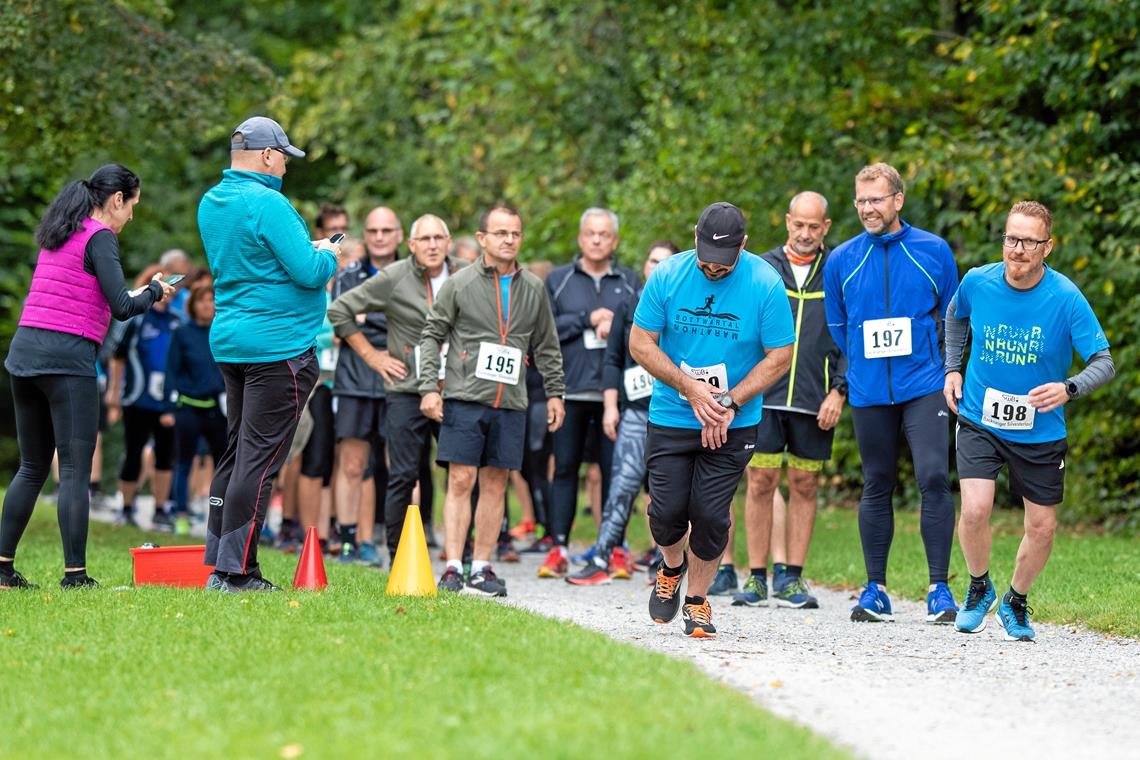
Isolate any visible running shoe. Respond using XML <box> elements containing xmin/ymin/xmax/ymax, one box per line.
<box><xmin>926</xmin><ymin>581</ymin><xmax>959</xmax><ymax>624</ymax></box>
<box><xmin>521</xmin><ymin>534</ymin><xmax>555</xmax><ymax>554</ymax></box>
<box><xmin>60</xmin><ymin>574</ymin><xmax>99</xmax><ymax>589</ymax></box>
<box><xmin>565</xmin><ymin>559</ymin><xmax>610</xmax><ymax>586</ymax></box>
<box><xmin>731</xmin><ymin>574</ymin><xmax>768</xmax><ymax>607</ymax></box>
<box><xmin>682</xmin><ymin>598</ymin><xmax>716</xmax><ymax>638</ymax></box>
<box><xmin>649</xmin><ymin>558</ymin><xmax>686</xmax><ymax>624</ymax></box>
<box><xmin>496</xmin><ymin>541</ymin><xmax>520</xmax><ymax>563</ymax></box>
<box><xmin>356</xmin><ymin>541</ymin><xmax>382</xmax><ymax>568</ymax></box>
<box><xmin>0</xmin><ymin>568</ymin><xmax>36</xmax><ymax>590</ymax></box>
<box><xmin>337</xmin><ymin>543</ymin><xmax>357</xmax><ymax>564</ymax></box>
<box><xmin>151</xmin><ymin>509</ymin><xmax>174</xmax><ymax>532</ymax></box>
<box><xmin>508</xmin><ymin>519</ymin><xmax>536</xmax><ymax>539</ymax></box>
<box><xmin>955</xmin><ymin>578</ymin><xmax>997</xmax><ymax>633</ymax></box>
<box><xmin>173</xmin><ymin>515</ymin><xmax>192</xmax><ymax>537</ymax></box>
<box><xmin>850</xmin><ymin>582</ymin><xmax>893</xmax><ymax>622</ymax></box>
<box><xmin>996</xmin><ymin>593</ymin><xmax>1035</xmax><ymax>642</ymax></box>
<box><xmin>223</xmin><ymin>573</ymin><xmax>280</xmax><ymax>592</ymax></box>
<box><xmin>774</xmin><ymin>576</ymin><xmax>820</xmax><ymax>609</ymax></box>
<box><xmin>707</xmin><ymin>565</ymin><xmax>738</xmax><ymax>596</ymax></box>
<box><xmin>114</xmin><ymin>510</ymin><xmax>140</xmax><ymax>529</ymax></box>
<box><xmin>571</xmin><ymin>545</ymin><xmax>598</xmax><ymax>567</ymax></box>
<box><xmin>464</xmin><ymin>565</ymin><xmax>507</xmax><ymax>597</ymax></box>
<box><xmin>537</xmin><ymin>547</ymin><xmax>568</xmax><ymax>578</ymax></box>
<box><xmin>438</xmin><ymin>566</ymin><xmax>464</xmax><ymax>593</ymax></box>
<box><xmin>633</xmin><ymin>548</ymin><xmax>660</xmax><ymax>572</ymax></box>
<box><xmin>609</xmin><ymin>546</ymin><xmax>633</xmax><ymax>580</ymax></box>
<box><xmin>204</xmin><ymin>571</ymin><xmax>228</xmax><ymax>591</ymax></box>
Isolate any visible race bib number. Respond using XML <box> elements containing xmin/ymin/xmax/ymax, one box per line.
<box><xmin>862</xmin><ymin>317</ymin><xmax>912</xmax><ymax>359</ymax></box>
<box><xmin>623</xmin><ymin>366</ymin><xmax>654</xmax><ymax>401</ymax></box>
<box><xmin>147</xmin><ymin>371</ymin><xmax>165</xmax><ymax>401</ymax></box>
<box><xmin>474</xmin><ymin>342</ymin><xmax>522</xmax><ymax>385</ymax></box>
<box><xmin>415</xmin><ymin>342</ymin><xmax>449</xmax><ymax>381</ymax></box>
<box><xmin>981</xmin><ymin>387</ymin><xmax>1036</xmax><ymax>431</ymax></box>
<box><xmin>678</xmin><ymin>361</ymin><xmax>728</xmax><ymax>400</ymax></box>
<box><xmin>583</xmin><ymin>328</ymin><xmax>607</xmax><ymax>350</ymax></box>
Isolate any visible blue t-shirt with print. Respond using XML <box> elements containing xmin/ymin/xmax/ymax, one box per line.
<box><xmin>634</xmin><ymin>250</ymin><xmax>795</xmax><ymax>430</ymax></box>
<box><xmin>956</xmin><ymin>262</ymin><xmax>1109</xmax><ymax>443</ymax></box>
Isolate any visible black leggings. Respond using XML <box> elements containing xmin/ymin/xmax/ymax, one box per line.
<box><xmin>172</xmin><ymin>405</ymin><xmax>227</xmax><ymax>513</ymax></box>
<box><xmin>119</xmin><ymin>406</ymin><xmax>174</xmax><ymax>483</ymax></box>
<box><xmin>850</xmin><ymin>390</ymin><xmax>954</xmax><ymax>586</ymax></box>
<box><xmin>1</xmin><ymin>374</ymin><xmax>99</xmax><ymax>568</ymax></box>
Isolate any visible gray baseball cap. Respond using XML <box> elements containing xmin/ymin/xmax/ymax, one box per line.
<box><xmin>229</xmin><ymin>116</ymin><xmax>305</xmax><ymax>158</ymax></box>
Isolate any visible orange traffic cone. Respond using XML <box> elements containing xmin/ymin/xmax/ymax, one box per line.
<box><xmin>386</xmin><ymin>505</ymin><xmax>437</xmax><ymax>596</ymax></box>
<box><xmin>293</xmin><ymin>526</ymin><xmax>328</xmax><ymax>590</ymax></box>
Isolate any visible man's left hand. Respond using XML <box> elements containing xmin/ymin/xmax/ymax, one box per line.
<box><xmin>546</xmin><ymin>398</ymin><xmax>565</xmax><ymax>432</ymax></box>
<box><xmin>701</xmin><ymin>409</ymin><xmax>734</xmax><ymax>450</ymax></box>
<box><xmin>1028</xmin><ymin>381</ymin><xmax>1069</xmax><ymax>413</ymax></box>
<box><xmin>817</xmin><ymin>389</ymin><xmax>844</xmax><ymax>431</ymax></box>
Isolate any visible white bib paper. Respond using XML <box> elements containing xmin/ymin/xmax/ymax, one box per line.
<box><xmin>474</xmin><ymin>342</ymin><xmax>522</xmax><ymax>385</ymax></box>
<box><xmin>318</xmin><ymin>347</ymin><xmax>339</xmax><ymax>374</ymax></box>
<box><xmin>623</xmin><ymin>366</ymin><xmax>655</xmax><ymax>401</ymax></box>
<box><xmin>583</xmin><ymin>328</ymin><xmax>607</xmax><ymax>350</ymax></box>
<box><xmin>981</xmin><ymin>387</ymin><xmax>1036</xmax><ymax>431</ymax></box>
<box><xmin>147</xmin><ymin>371</ymin><xmax>165</xmax><ymax>401</ymax></box>
<box><xmin>678</xmin><ymin>361</ymin><xmax>728</xmax><ymax>400</ymax></box>
<box><xmin>862</xmin><ymin>317</ymin><xmax>912</xmax><ymax>359</ymax></box>
<box><xmin>415</xmin><ymin>342</ymin><xmax>449</xmax><ymax>381</ymax></box>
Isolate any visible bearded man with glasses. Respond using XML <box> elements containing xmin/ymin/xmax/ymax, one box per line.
<box><xmin>823</xmin><ymin>162</ymin><xmax>962</xmax><ymax>624</ymax></box>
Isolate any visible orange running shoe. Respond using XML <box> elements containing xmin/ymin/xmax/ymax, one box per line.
<box><xmin>609</xmin><ymin>546</ymin><xmax>633</xmax><ymax>580</ymax></box>
<box><xmin>682</xmin><ymin>598</ymin><xmax>716</xmax><ymax>638</ymax></box>
<box><xmin>537</xmin><ymin>546</ymin><xmax>568</xmax><ymax>578</ymax></box>
<box><xmin>508</xmin><ymin>519</ymin><xmax>536</xmax><ymax>539</ymax></box>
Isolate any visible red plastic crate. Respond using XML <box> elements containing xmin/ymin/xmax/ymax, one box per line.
<box><xmin>130</xmin><ymin>544</ymin><xmax>215</xmax><ymax>588</ymax></box>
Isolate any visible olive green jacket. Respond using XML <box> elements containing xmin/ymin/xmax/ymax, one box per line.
<box><xmin>327</xmin><ymin>256</ymin><xmax>467</xmax><ymax>395</ymax></box>
<box><xmin>419</xmin><ymin>257</ymin><xmax>564</xmax><ymax>410</ymax></box>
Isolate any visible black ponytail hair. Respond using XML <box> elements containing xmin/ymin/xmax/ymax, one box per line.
<box><xmin>35</xmin><ymin>163</ymin><xmax>140</xmax><ymax>251</ymax></box>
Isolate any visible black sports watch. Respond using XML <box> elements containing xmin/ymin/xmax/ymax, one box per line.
<box><xmin>1065</xmin><ymin>380</ymin><xmax>1079</xmax><ymax>400</ymax></box>
<box><xmin>714</xmin><ymin>391</ymin><xmax>741</xmax><ymax>413</ymax></box>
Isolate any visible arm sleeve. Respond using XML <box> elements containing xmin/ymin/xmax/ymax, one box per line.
<box><xmin>532</xmin><ymin>289</ymin><xmax>566</xmax><ymax>400</ymax></box>
<box><xmin>547</xmin><ymin>272</ymin><xmax>589</xmax><ymax>342</ymax></box>
<box><xmin>328</xmin><ymin>268</ymin><xmax>394</xmax><ymax>339</ymax></box>
<box><xmin>943</xmin><ymin>294</ymin><xmax>970</xmax><ymax>374</ymax></box>
<box><xmin>418</xmin><ymin>278</ymin><xmax>457</xmax><ymax>395</ymax></box>
<box><xmin>1068</xmin><ymin>349</ymin><xmax>1114</xmax><ymax>397</ymax></box>
<box><xmin>823</xmin><ymin>256</ymin><xmax>848</xmax><ymax>353</ymax></box>
<box><xmin>88</xmin><ymin>231</ymin><xmax>159</xmax><ymax>320</ymax></box>
<box><xmin>602</xmin><ymin>299</ymin><xmax>630</xmax><ymax>392</ymax></box>
<box><xmin>260</xmin><ymin>201</ymin><xmax>337</xmax><ymax>289</ymax></box>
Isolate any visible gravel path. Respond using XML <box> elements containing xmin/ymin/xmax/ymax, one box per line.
<box><xmin>485</xmin><ymin>551</ymin><xmax>1140</xmax><ymax>760</ymax></box>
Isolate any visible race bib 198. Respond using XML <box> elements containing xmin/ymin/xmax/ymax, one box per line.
<box><xmin>623</xmin><ymin>365</ymin><xmax>654</xmax><ymax>401</ymax></box>
<box><xmin>981</xmin><ymin>387</ymin><xmax>1035</xmax><ymax>431</ymax></box>
<box><xmin>474</xmin><ymin>342</ymin><xmax>522</xmax><ymax>385</ymax></box>
<box><xmin>862</xmin><ymin>317</ymin><xmax>912</xmax><ymax>359</ymax></box>
<box><xmin>678</xmin><ymin>361</ymin><xmax>728</xmax><ymax>400</ymax></box>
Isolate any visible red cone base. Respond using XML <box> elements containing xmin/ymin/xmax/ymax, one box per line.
<box><xmin>293</xmin><ymin>526</ymin><xmax>328</xmax><ymax>590</ymax></box>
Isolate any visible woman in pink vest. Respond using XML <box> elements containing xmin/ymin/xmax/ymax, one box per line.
<box><xmin>0</xmin><ymin>164</ymin><xmax>175</xmax><ymax>589</ymax></box>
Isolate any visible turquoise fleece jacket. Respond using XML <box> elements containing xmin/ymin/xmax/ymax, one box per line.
<box><xmin>198</xmin><ymin>170</ymin><xmax>337</xmax><ymax>362</ymax></box>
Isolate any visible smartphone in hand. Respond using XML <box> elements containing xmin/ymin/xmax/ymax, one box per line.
<box><xmin>329</xmin><ymin>233</ymin><xmax>346</xmax><ymax>245</ymax></box>
<box><xmin>162</xmin><ymin>274</ymin><xmax>186</xmax><ymax>286</ymax></box>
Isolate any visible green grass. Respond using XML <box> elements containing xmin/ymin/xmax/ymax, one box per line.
<box><xmin>0</xmin><ymin>508</ymin><xmax>850</xmax><ymax>760</ymax></box>
<box><xmin>569</xmin><ymin>492</ymin><xmax>1140</xmax><ymax>638</ymax></box>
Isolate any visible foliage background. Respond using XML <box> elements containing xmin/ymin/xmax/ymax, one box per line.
<box><xmin>1</xmin><ymin>0</ymin><xmax>1136</xmax><ymax>527</ymax></box>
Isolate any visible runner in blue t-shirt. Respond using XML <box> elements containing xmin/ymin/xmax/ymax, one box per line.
<box><xmin>631</xmin><ymin>202</ymin><xmax>794</xmax><ymax>638</ymax></box>
<box><xmin>944</xmin><ymin>200</ymin><xmax>1115</xmax><ymax>641</ymax></box>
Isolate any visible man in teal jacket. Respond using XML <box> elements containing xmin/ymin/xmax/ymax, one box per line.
<box><xmin>198</xmin><ymin>116</ymin><xmax>340</xmax><ymax>592</ymax></box>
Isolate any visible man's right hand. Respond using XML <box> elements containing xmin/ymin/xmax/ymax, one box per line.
<box><xmin>602</xmin><ymin>404</ymin><xmax>620</xmax><ymax>441</ymax></box>
<box><xmin>943</xmin><ymin>371</ymin><xmax>963</xmax><ymax>415</ymax></box>
<box><xmin>684</xmin><ymin>377</ymin><xmax>730</xmax><ymax>427</ymax></box>
<box><xmin>315</xmin><ymin>238</ymin><xmax>344</xmax><ymax>262</ymax></box>
<box><xmin>420</xmin><ymin>391</ymin><xmax>444</xmax><ymax>422</ymax></box>
<box><xmin>589</xmin><ymin>307</ymin><xmax>614</xmax><ymax>327</ymax></box>
<box><xmin>363</xmin><ymin>349</ymin><xmax>407</xmax><ymax>385</ymax></box>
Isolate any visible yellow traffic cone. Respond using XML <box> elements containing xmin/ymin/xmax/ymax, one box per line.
<box><xmin>386</xmin><ymin>505</ymin><xmax>437</xmax><ymax>597</ymax></box>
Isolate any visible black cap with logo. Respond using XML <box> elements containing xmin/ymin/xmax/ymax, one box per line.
<box><xmin>695</xmin><ymin>202</ymin><xmax>746</xmax><ymax>265</ymax></box>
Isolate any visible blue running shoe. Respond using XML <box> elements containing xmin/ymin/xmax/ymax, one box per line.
<box><xmin>850</xmin><ymin>582</ymin><xmax>893</xmax><ymax>622</ymax></box>
<box><xmin>955</xmin><ymin>578</ymin><xmax>998</xmax><ymax>633</ymax></box>
<box><xmin>926</xmin><ymin>582</ymin><xmax>959</xmax><ymax>624</ymax></box>
<box><xmin>571</xmin><ymin>545</ymin><xmax>598</xmax><ymax>567</ymax></box>
<box><xmin>356</xmin><ymin>541</ymin><xmax>382</xmax><ymax>568</ymax></box>
<box><xmin>774</xmin><ymin>576</ymin><xmax>820</xmax><ymax>609</ymax></box>
<box><xmin>731</xmin><ymin>574</ymin><xmax>768</xmax><ymax>607</ymax></box>
<box><xmin>997</xmin><ymin>594</ymin><xmax>1035</xmax><ymax>642</ymax></box>
<box><xmin>707</xmin><ymin>565</ymin><xmax>739</xmax><ymax>596</ymax></box>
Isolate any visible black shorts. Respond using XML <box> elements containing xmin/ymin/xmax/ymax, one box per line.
<box><xmin>300</xmin><ymin>385</ymin><xmax>335</xmax><ymax>485</ymax></box>
<box><xmin>753</xmin><ymin>408</ymin><xmax>834</xmax><ymax>465</ymax></box>
<box><xmin>645</xmin><ymin>422</ymin><xmax>757</xmax><ymax>561</ymax></box>
<box><xmin>955</xmin><ymin>417</ymin><xmax>1068</xmax><ymax>506</ymax></box>
<box><xmin>334</xmin><ymin>395</ymin><xmax>386</xmax><ymax>442</ymax></box>
<box><xmin>436</xmin><ymin>399</ymin><xmax>526</xmax><ymax>471</ymax></box>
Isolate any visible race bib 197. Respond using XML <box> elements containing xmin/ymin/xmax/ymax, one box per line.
<box><xmin>981</xmin><ymin>387</ymin><xmax>1035</xmax><ymax>431</ymax></box>
<box><xmin>862</xmin><ymin>317</ymin><xmax>912</xmax><ymax>359</ymax></box>
<box><xmin>678</xmin><ymin>361</ymin><xmax>728</xmax><ymax>400</ymax></box>
<box><xmin>623</xmin><ymin>365</ymin><xmax>654</xmax><ymax>401</ymax></box>
<box><xmin>474</xmin><ymin>342</ymin><xmax>522</xmax><ymax>385</ymax></box>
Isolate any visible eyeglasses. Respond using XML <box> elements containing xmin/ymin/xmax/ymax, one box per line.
<box><xmin>485</xmin><ymin>230</ymin><xmax>522</xmax><ymax>241</ymax></box>
<box><xmin>852</xmin><ymin>193</ymin><xmax>899</xmax><ymax>209</ymax></box>
<box><xmin>270</xmin><ymin>148</ymin><xmax>290</xmax><ymax>164</ymax></box>
<box><xmin>412</xmin><ymin>235</ymin><xmax>448</xmax><ymax>245</ymax></box>
<box><xmin>1001</xmin><ymin>235</ymin><xmax>1050</xmax><ymax>252</ymax></box>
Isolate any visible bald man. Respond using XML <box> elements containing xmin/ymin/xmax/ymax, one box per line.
<box><xmin>724</xmin><ymin>191</ymin><xmax>846</xmax><ymax>610</ymax></box>
<box><xmin>328</xmin><ymin>214</ymin><xmax>467</xmax><ymax>562</ymax></box>
<box><xmin>329</xmin><ymin>206</ymin><xmax>404</xmax><ymax>566</ymax></box>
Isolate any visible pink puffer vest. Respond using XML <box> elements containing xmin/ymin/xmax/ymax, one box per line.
<box><xmin>19</xmin><ymin>218</ymin><xmax>114</xmax><ymax>344</ymax></box>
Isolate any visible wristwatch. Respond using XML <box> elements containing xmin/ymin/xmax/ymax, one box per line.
<box><xmin>714</xmin><ymin>391</ymin><xmax>741</xmax><ymax>413</ymax></box>
<box><xmin>1065</xmin><ymin>380</ymin><xmax>1079</xmax><ymax>400</ymax></box>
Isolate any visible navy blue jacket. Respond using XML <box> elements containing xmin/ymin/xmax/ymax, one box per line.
<box><xmin>824</xmin><ymin>222</ymin><xmax>958</xmax><ymax>407</ymax></box>
<box><xmin>331</xmin><ymin>257</ymin><xmax>390</xmax><ymax>399</ymax></box>
<box><xmin>546</xmin><ymin>257</ymin><xmax>639</xmax><ymax>396</ymax></box>
<box><xmin>163</xmin><ymin>321</ymin><xmax>225</xmax><ymax>412</ymax></box>
<box><xmin>601</xmin><ymin>293</ymin><xmax>650</xmax><ymax>411</ymax></box>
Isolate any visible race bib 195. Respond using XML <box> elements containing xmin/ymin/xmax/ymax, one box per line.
<box><xmin>474</xmin><ymin>342</ymin><xmax>522</xmax><ymax>385</ymax></box>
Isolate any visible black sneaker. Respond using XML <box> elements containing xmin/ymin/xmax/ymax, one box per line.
<box><xmin>682</xmin><ymin>598</ymin><xmax>717</xmax><ymax>638</ymax></box>
<box><xmin>60</xmin><ymin>573</ymin><xmax>99</xmax><ymax>589</ymax></box>
<box><xmin>204</xmin><ymin>571</ymin><xmax>228</xmax><ymax>591</ymax></box>
<box><xmin>223</xmin><ymin>573</ymin><xmax>280</xmax><ymax>592</ymax></box>
<box><xmin>151</xmin><ymin>509</ymin><xmax>174</xmax><ymax>532</ymax></box>
<box><xmin>0</xmin><ymin>568</ymin><xmax>37</xmax><ymax>589</ymax></box>
<box><xmin>649</xmin><ymin>556</ymin><xmax>687</xmax><ymax>624</ymax></box>
<box><xmin>438</xmin><ymin>566</ymin><xmax>464</xmax><ymax>592</ymax></box>
<box><xmin>463</xmin><ymin>565</ymin><xmax>507</xmax><ymax>597</ymax></box>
